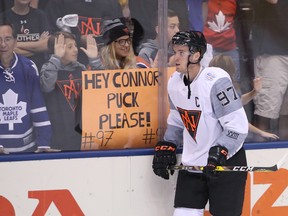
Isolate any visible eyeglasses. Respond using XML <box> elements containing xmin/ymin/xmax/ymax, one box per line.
<box><xmin>114</xmin><ymin>38</ymin><xmax>132</xmax><ymax>46</ymax></box>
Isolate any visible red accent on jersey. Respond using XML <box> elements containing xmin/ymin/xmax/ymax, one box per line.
<box><xmin>177</xmin><ymin>107</ymin><xmax>202</xmax><ymax>142</ymax></box>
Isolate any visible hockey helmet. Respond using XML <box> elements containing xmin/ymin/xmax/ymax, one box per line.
<box><xmin>172</xmin><ymin>31</ymin><xmax>207</xmax><ymax>59</ymax></box>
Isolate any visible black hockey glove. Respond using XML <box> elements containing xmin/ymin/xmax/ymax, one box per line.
<box><xmin>203</xmin><ymin>145</ymin><xmax>228</xmax><ymax>178</ymax></box>
<box><xmin>152</xmin><ymin>141</ymin><xmax>177</xmax><ymax>180</ymax></box>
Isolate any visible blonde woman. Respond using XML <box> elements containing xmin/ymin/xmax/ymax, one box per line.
<box><xmin>94</xmin><ymin>18</ymin><xmax>137</xmax><ymax>70</ymax></box>
<box><xmin>209</xmin><ymin>54</ymin><xmax>279</xmax><ymax>141</ymax></box>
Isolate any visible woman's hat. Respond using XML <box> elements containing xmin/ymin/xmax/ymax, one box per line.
<box><xmin>102</xmin><ymin>18</ymin><xmax>130</xmax><ymax>45</ymax></box>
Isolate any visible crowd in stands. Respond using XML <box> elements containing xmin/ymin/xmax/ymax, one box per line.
<box><xmin>0</xmin><ymin>0</ymin><xmax>287</xmax><ymax>153</ymax></box>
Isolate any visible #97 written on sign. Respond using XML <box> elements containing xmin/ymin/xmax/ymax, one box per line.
<box><xmin>81</xmin><ymin>68</ymin><xmax>162</xmax><ymax>149</ymax></box>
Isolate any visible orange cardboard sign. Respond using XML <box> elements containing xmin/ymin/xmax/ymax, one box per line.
<box><xmin>81</xmin><ymin>68</ymin><xmax>175</xmax><ymax>150</ymax></box>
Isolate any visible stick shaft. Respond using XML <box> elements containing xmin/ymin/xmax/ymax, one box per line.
<box><xmin>170</xmin><ymin>165</ymin><xmax>278</xmax><ymax>172</ymax></box>
<box><xmin>170</xmin><ymin>151</ymin><xmax>288</xmax><ymax>172</ymax></box>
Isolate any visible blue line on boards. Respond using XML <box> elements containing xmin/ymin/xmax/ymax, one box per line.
<box><xmin>0</xmin><ymin>141</ymin><xmax>288</xmax><ymax>162</ymax></box>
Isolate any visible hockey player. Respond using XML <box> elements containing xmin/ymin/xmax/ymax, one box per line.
<box><xmin>0</xmin><ymin>21</ymin><xmax>53</xmax><ymax>154</ymax></box>
<box><xmin>152</xmin><ymin>31</ymin><xmax>249</xmax><ymax>216</ymax></box>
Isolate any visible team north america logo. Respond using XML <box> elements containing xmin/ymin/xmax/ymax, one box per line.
<box><xmin>177</xmin><ymin>107</ymin><xmax>201</xmax><ymax>142</ymax></box>
<box><xmin>78</xmin><ymin>16</ymin><xmax>101</xmax><ymax>35</ymax></box>
<box><xmin>57</xmin><ymin>73</ymin><xmax>81</xmax><ymax>111</ymax></box>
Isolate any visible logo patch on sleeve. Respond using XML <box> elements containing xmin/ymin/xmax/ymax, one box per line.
<box><xmin>177</xmin><ymin>107</ymin><xmax>201</xmax><ymax>142</ymax></box>
<box><xmin>206</xmin><ymin>72</ymin><xmax>216</xmax><ymax>81</ymax></box>
<box><xmin>227</xmin><ymin>130</ymin><xmax>239</xmax><ymax>140</ymax></box>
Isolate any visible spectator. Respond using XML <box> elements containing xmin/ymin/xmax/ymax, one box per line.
<box><xmin>0</xmin><ymin>21</ymin><xmax>53</xmax><ymax>154</ymax></box>
<box><xmin>128</xmin><ymin>0</ymin><xmax>189</xmax><ymax>42</ymax></box>
<box><xmin>152</xmin><ymin>31</ymin><xmax>248</xmax><ymax>216</ymax></box>
<box><xmin>119</xmin><ymin>16</ymin><xmax>144</xmax><ymax>56</ymax></box>
<box><xmin>203</xmin><ymin>0</ymin><xmax>242</xmax><ymax>92</ymax></box>
<box><xmin>0</xmin><ymin>0</ymin><xmax>13</xmax><ymax>13</ymax></box>
<box><xmin>44</xmin><ymin>0</ymin><xmax>123</xmax><ymax>65</ymax></box>
<box><xmin>136</xmin><ymin>7</ymin><xmax>212</xmax><ymax>68</ymax></box>
<box><xmin>251</xmin><ymin>0</ymin><xmax>288</xmax><ymax>141</ymax></box>
<box><xmin>137</xmin><ymin>9</ymin><xmax>180</xmax><ymax>67</ymax></box>
<box><xmin>93</xmin><ymin>18</ymin><xmax>137</xmax><ymax>70</ymax></box>
<box><xmin>118</xmin><ymin>0</ymin><xmax>130</xmax><ymax>18</ymax></box>
<box><xmin>72</xmin><ymin>18</ymin><xmax>147</xmax><ymax>140</ymax></box>
<box><xmin>168</xmin><ymin>0</ymin><xmax>190</xmax><ymax>33</ymax></box>
<box><xmin>186</xmin><ymin>0</ymin><xmax>208</xmax><ymax>31</ymax></box>
<box><xmin>40</xmin><ymin>32</ymin><xmax>98</xmax><ymax>151</ymax></box>
<box><xmin>29</xmin><ymin>0</ymin><xmax>50</xmax><ymax>10</ymax></box>
<box><xmin>209</xmin><ymin>54</ymin><xmax>279</xmax><ymax>141</ymax></box>
<box><xmin>0</xmin><ymin>0</ymin><xmax>51</xmax><ymax>70</ymax></box>
<box><xmin>45</xmin><ymin>0</ymin><xmax>123</xmax><ymax>35</ymax></box>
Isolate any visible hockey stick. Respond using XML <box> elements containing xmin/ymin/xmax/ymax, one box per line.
<box><xmin>169</xmin><ymin>152</ymin><xmax>288</xmax><ymax>172</ymax></box>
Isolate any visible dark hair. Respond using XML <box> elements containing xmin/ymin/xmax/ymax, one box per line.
<box><xmin>0</xmin><ymin>20</ymin><xmax>17</xmax><ymax>39</ymax></box>
<box><xmin>172</xmin><ymin>30</ymin><xmax>207</xmax><ymax>60</ymax></box>
<box><xmin>168</xmin><ymin>9</ymin><xmax>178</xmax><ymax>19</ymax></box>
<box><xmin>47</xmin><ymin>31</ymin><xmax>76</xmax><ymax>54</ymax></box>
<box><xmin>152</xmin><ymin>9</ymin><xmax>178</xmax><ymax>29</ymax></box>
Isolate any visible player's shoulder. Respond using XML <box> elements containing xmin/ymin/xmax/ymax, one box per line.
<box><xmin>201</xmin><ymin>66</ymin><xmax>230</xmax><ymax>82</ymax></box>
<box><xmin>168</xmin><ymin>70</ymin><xmax>182</xmax><ymax>85</ymax></box>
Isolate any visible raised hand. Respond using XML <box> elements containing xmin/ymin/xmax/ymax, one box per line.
<box><xmin>54</xmin><ymin>33</ymin><xmax>66</xmax><ymax>58</ymax></box>
<box><xmin>80</xmin><ymin>34</ymin><xmax>98</xmax><ymax>59</ymax></box>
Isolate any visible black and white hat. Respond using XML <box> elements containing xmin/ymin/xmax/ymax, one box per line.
<box><xmin>102</xmin><ymin>18</ymin><xmax>130</xmax><ymax>45</ymax></box>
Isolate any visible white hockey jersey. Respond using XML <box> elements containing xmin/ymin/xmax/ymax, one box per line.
<box><xmin>164</xmin><ymin>66</ymin><xmax>248</xmax><ymax>166</ymax></box>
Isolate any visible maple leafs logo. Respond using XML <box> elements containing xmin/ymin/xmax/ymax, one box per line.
<box><xmin>0</xmin><ymin>89</ymin><xmax>27</xmax><ymax>131</ymax></box>
<box><xmin>207</xmin><ymin>10</ymin><xmax>231</xmax><ymax>33</ymax></box>
<box><xmin>177</xmin><ymin>107</ymin><xmax>201</xmax><ymax>142</ymax></box>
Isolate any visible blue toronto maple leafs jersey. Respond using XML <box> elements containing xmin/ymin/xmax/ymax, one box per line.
<box><xmin>0</xmin><ymin>53</ymin><xmax>51</xmax><ymax>153</ymax></box>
